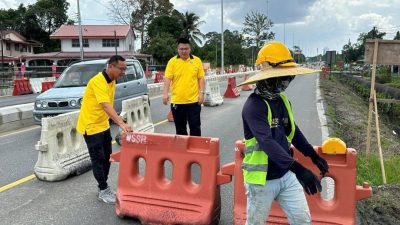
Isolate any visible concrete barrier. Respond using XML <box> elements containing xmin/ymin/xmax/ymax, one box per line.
<box><xmin>0</xmin><ymin>103</ymin><xmax>34</xmax><ymax>133</ymax></box>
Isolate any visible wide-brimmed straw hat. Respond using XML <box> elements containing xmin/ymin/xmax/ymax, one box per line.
<box><xmin>238</xmin><ymin>41</ymin><xmax>320</xmax><ymax>86</ymax></box>
<box><xmin>238</xmin><ymin>62</ymin><xmax>321</xmax><ymax>86</ymax></box>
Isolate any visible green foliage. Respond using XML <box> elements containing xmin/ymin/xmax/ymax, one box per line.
<box><xmin>143</xmin><ymin>33</ymin><xmax>176</xmax><ymax>64</ymax></box>
<box><xmin>180</xmin><ymin>11</ymin><xmax>205</xmax><ymax>46</ymax></box>
<box><xmin>242</xmin><ymin>11</ymin><xmax>274</xmax><ymax>49</ymax></box>
<box><xmin>387</xmin><ymin>77</ymin><xmax>400</xmax><ymax>88</ymax></box>
<box><xmin>376</xmin><ymin>66</ymin><xmax>392</xmax><ymax>84</ymax></box>
<box><xmin>147</xmin><ymin>15</ymin><xmax>183</xmax><ymax>40</ymax></box>
<box><xmin>357</xmin><ymin>153</ymin><xmax>400</xmax><ymax>185</ymax></box>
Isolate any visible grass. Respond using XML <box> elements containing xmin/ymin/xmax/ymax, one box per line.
<box><xmin>357</xmin><ymin>153</ymin><xmax>400</xmax><ymax>185</ymax></box>
<box><xmin>387</xmin><ymin>76</ymin><xmax>400</xmax><ymax>88</ymax></box>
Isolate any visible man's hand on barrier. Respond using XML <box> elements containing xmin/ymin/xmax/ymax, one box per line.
<box><xmin>120</xmin><ymin>123</ymin><xmax>132</xmax><ymax>133</ymax></box>
<box><xmin>289</xmin><ymin>160</ymin><xmax>322</xmax><ymax>195</ymax></box>
<box><xmin>310</xmin><ymin>151</ymin><xmax>329</xmax><ymax>177</ymax></box>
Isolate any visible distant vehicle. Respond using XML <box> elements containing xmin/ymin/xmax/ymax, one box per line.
<box><xmin>33</xmin><ymin>59</ymin><xmax>148</xmax><ymax>124</ymax></box>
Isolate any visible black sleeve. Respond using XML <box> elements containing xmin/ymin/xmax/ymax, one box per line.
<box><xmin>291</xmin><ymin>124</ymin><xmax>318</xmax><ymax>157</ymax></box>
<box><xmin>242</xmin><ymin>97</ymin><xmax>294</xmax><ymax>170</ymax></box>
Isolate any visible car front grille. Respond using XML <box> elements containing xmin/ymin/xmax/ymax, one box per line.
<box><xmin>48</xmin><ymin>101</ymin><xmax>69</xmax><ymax>108</ymax></box>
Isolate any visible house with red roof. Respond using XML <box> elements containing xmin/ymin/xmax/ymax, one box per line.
<box><xmin>21</xmin><ymin>25</ymin><xmax>151</xmax><ymax>66</ymax></box>
<box><xmin>0</xmin><ymin>30</ymin><xmax>42</xmax><ymax>66</ymax></box>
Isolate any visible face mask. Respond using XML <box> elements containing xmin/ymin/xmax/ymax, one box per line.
<box><xmin>255</xmin><ymin>76</ymin><xmax>295</xmax><ymax>100</ymax></box>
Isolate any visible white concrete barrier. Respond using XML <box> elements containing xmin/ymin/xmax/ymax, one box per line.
<box><xmin>115</xmin><ymin>95</ymin><xmax>154</xmax><ymax>145</ymax></box>
<box><xmin>204</xmin><ymin>77</ymin><xmax>223</xmax><ymax>107</ymax></box>
<box><xmin>34</xmin><ymin>111</ymin><xmax>91</xmax><ymax>181</ymax></box>
<box><xmin>0</xmin><ymin>103</ymin><xmax>34</xmax><ymax>133</ymax></box>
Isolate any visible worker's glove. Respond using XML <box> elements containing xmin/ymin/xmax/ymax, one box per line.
<box><xmin>289</xmin><ymin>161</ymin><xmax>322</xmax><ymax>195</ymax></box>
<box><xmin>309</xmin><ymin>151</ymin><xmax>329</xmax><ymax>177</ymax></box>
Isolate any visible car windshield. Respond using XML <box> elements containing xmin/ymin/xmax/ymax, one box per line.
<box><xmin>55</xmin><ymin>63</ymin><xmax>105</xmax><ymax>87</ymax></box>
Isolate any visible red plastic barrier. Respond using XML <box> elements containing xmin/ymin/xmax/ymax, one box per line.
<box><xmin>221</xmin><ymin>140</ymin><xmax>372</xmax><ymax>225</ymax></box>
<box><xmin>41</xmin><ymin>81</ymin><xmax>55</xmax><ymax>93</ymax></box>
<box><xmin>154</xmin><ymin>71</ymin><xmax>164</xmax><ymax>83</ymax></box>
<box><xmin>321</xmin><ymin>66</ymin><xmax>330</xmax><ymax>79</ymax></box>
<box><xmin>240</xmin><ymin>74</ymin><xmax>253</xmax><ymax>91</ymax></box>
<box><xmin>224</xmin><ymin>77</ymin><xmax>240</xmax><ymax>98</ymax></box>
<box><xmin>110</xmin><ymin>132</ymin><xmax>231</xmax><ymax>225</ymax></box>
<box><xmin>12</xmin><ymin>78</ymin><xmax>33</xmax><ymax>96</ymax></box>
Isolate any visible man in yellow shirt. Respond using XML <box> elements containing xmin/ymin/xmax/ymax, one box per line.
<box><xmin>77</xmin><ymin>55</ymin><xmax>132</xmax><ymax>204</ymax></box>
<box><xmin>162</xmin><ymin>37</ymin><xmax>205</xmax><ymax>136</ymax></box>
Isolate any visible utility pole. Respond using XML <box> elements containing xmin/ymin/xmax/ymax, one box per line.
<box><xmin>221</xmin><ymin>0</ymin><xmax>224</xmax><ymax>75</ymax></box>
<box><xmin>114</xmin><ymin>30</ymin><xmax>117</xmax><ymax>55</ymax></box>
<box><xmin>77</xmin><ymin>0</ymin><xmax>84</xmax><ymax>61</ymax></box>
<box><xmin>0</xmin><ymin>29</ymin><xmax>4</xmax><ymax>73</ymax></box>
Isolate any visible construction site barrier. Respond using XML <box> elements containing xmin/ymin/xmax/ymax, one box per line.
<box><xmin>204</xmin><ymin>76</ymin><xmax>223</xmax><ymax>107</ymax></box>
<box><xmin>29</xmin><ymin>78</ymin><xmax>43</xmax><ymax>93</ymax></box>
<box><xmin>110</xmin><ymin>132</ymin><xmax>231</xmax><ymax>225</ymax></box>
<box><xmin>147</xmin><ymin>83</ymin><xmax>164</xmax><ymax>97</ymax></box>
<box><xmin>220</xmin><ymin>140</ymin><xmax>372</xmax><ymax>225</ymax></box>
<box><xmin>115</xmin><ymin>95</ymin><xmax>154</xmax><ymax>145</ymax></box>
<box><xmin>12</xmin><ymin>78</ymin><xmax>33</xmax><ymax>96</ymax></box>
<box><xmin>34</xmin><ymin>111</ymin><xmax>90</xmax><ymax>181</ymax></box>
<box><xmin>321</xmin><ymin>66</ymin><xmax>330</xmax><ymax>79</ymax></box>
<box><xmin>224</xmin><ymin>77</ymin><xmax>240</xmax><ymax>98</ymax></box>
<box><xmin>154</xmin><ymin>71</ymin><xmax>164</xmax><ymax>83</ymax></box>
<box><xmin>240</xmin><ymin>74</ymin><xmax>253</xmax><ymax>91</ymax></box>
<box><xmin>41</xmin><ymin>81</ymin><xmax>55</xmax><ymax>93</ymax></box>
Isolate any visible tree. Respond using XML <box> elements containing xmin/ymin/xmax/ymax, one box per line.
<box><xmin>109</xmin><ymin>0</ymin><xmax>174</xmax><ymax>52</ymax></box>
<box><xmin>394</xmin><ymin>31</ymin><xmax>400</xmax><ymax>40</ymax></box>
<box><xmin>144</xmin><ymin>33</ymin><xmax>176</xmax><ymax>64</ymax></box>
<box><xmin>180</xmin><ymin>11</ymin><xmax>205</xmax><ymax>46</ymax></box>
<box><xmin>242</xmin><ymin>11</ymin><xmax>274</xmax><ymax>50</ymax></box>
<box><xmin>27</xmin><ymin>0</ymin><xmax>70</xmax><ymax>34</ymax></box>
<box><xmin>147</xmin><ymin>14</ymin><xmax>183</xmax><ymax>40</ymax></box>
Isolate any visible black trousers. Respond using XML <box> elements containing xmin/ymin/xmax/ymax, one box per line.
<box><xmin>83</xmin><ymin>129</ymin><xmax>112</xmax><ymax>190</ymax></box>
<box><xmin>171</xmin><ymin>102</ymin><xmax>202</xmax><ymax>136</ymax></box>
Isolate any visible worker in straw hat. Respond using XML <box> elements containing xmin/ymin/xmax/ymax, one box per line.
<box><xmin>239</xmin><ymin>41</ymin><xmax>329</xmax><ymax>225</ymax></box>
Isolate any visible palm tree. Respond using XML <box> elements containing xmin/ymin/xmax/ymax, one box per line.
<box><xmin>180</xmin><ymin>11</ymin><xmax>206</xmax><ymax>46</ymax></box>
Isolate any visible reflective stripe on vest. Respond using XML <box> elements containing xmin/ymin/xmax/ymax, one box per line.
<box><xmin>242</xmin><ymin>93</ymin><xmax>295</xmax><ymax>185</ymax></box>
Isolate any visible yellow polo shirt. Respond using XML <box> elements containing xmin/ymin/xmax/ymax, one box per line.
<box><xmin>77</xmin><ymin>72</ymin><xmax>115</xmax><ymax>135</ymax></box>
<box><xmin>165</xmin><ymin>55</ymin><xmax>205</xmax><ymax>104</ymax></box>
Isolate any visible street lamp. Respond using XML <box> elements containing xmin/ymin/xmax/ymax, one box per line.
<box><xmin>221</xmin><ymin>0</ymin><xmax>224</xmax><ymax>74</ymax></box>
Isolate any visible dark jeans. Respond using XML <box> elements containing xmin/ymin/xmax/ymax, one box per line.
<box><xmin>171</xmin><ymin>102</ymin><xmax>201</xmax><ymax>136</ymax></box>
<box><xmin>83</xmin><ymin>129</ymin><xmax>112</xmax><ymax>190</ymax></box>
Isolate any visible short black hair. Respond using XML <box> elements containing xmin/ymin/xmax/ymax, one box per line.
<box><xmin>177</xmin><ymin>37</ymin><xmax>190</xmax><ymax>45</ymax></box>
<box><xmin>108</xmin><ymin>55</ymin><xmax>125</xmax><ymax>65</ymax></box>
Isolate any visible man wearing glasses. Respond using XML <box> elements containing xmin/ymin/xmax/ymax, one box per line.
<box><xmin>77</xmin><ymin>55</ymin><xmax>132</xmax><ymax>204</ymax></box>
<box><xmin>163</xmin><ymin>37</ymin><xmax>205</xmax><ymax>136</ymax></box>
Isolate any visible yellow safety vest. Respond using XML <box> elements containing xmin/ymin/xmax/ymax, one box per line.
<box><xmin>242</xmin><ymin>93</ymin><xmax>295</xmax><ymax>185</ymax></box>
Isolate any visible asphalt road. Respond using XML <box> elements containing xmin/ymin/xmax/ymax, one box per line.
<box><xmin>0</xmin><ymin>74</ymin><xmax>322</xmax><ymax>225</ymax></box>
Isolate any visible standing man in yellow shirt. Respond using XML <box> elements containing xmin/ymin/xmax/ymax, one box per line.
<box><xmin>163</xmin><ymin>37</ymin><xmax>205</xmax><ymax>136</ymax></box>
<box><xmin>77</xmin><ymin>55</ymin><xmax>132</xmax><ymax>204</ymax></box>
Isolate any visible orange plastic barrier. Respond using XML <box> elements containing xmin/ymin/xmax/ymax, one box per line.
<box><xmin>110</xmin><ymin>132</ymin><xmax>231</xmax><ymax>225</ymax></box>
<box><xmin>12</xmin><ymin>78</ymin><xmax>33</xmax><ymax>96</ymax></box>
<box><xmin>220</xmin><ymin>140</ymin><xmax>372</xmax><ymax>225</ymax></box>
<box><xmin>241</xmin><ymin>74</ymin><xmax>253</xmax><ymax>91</ymax></box>
<box><xmin>321</xmin><ymin>66</ymin><xmax>330</xmax><ymax>79</ymax></box>
<box><xmin>224</xmin><ymin>77</ymin><xmax>240</xmax><ymax>98</ymax></box>
<box><xmin>154</xmin><ymin>71</ymin><xmax>164</xmax><ymax>83</ymax></box>
<box><xmin>41</xmin><ymin>81</ymin><xmax>55</xmax><ymax>93</ymax></box>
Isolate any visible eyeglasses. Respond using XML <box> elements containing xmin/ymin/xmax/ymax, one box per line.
<box><xmin>113</xmin><ymin>64</ymin><xmax>127</xmax><ymax>72</ymax></box>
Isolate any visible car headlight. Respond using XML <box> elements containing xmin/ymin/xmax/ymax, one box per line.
<box><xmin>78</xmin><ymin>98</ymin><xmax>83</xmax><ymax>106</ymax></box>
<box><xmin>41</xmin><ymin>101</ymin><xmax>48</xmax><ymax>108</ymax></box>
<box><xmin>35</xmin><ymin>101</ymin><xmax>42</xmax><ymax>108</ymax></box>
<box><xmin>70</xmin><ymin>100</ymin><xmax>77</xmax><ymax>107</ymax></box>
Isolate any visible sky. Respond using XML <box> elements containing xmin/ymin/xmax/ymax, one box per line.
<box><xmin>2</xmin><ymin>0</ymin><xmax>400</xmax><ymax>56</ymax></box>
